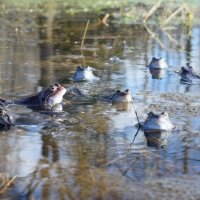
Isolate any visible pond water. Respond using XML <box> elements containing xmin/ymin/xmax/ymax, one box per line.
<box><xmin>0</xmin><ymin>10</ymin><xmax>200</xmax><ymax>199</ymax></box>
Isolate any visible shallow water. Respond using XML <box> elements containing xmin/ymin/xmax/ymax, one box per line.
<box><xmin>0</xmin><ymin>10</ymin><xmax>200</xmax><ymax>199</ymax></box>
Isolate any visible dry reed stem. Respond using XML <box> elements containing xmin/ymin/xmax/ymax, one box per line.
<box><xmin>161</xmin><ymin>6</ymin><xmax>184</xmax><ymax>27</ymax></box>
<box><xmin>143</xmin><ymin>23</ymin><xmax>165</xmax><ymax>49</ymax></box>
<box><xmin>89</xmin><ymin>169</ymin><xmax>96</xmax><ymax>183</ymax></box>
<box><xmin>80</xmin><ymin>20</ymin><xmax>90</xmax><ymax>66</ymax></box>
<box><xmin>81</xmin><ymin>20</ymin><xmax>90</xmax><ymax>50</ymax></box>
<box><xmin>0</xmin><ymin>175</ymin><xmax>17</xmax><ymax>194</ymax></box>
<box><xmin>161</xmin><ymin>29</ymin><xmax>179</xmax><ymax>45</ymax></box>
<box><xmin>102</xmin><ymin>13</ymin><xmax>110</xmax><ymax>27</ymax></box>
<box><xmin>143</xmin><ymin>0</ymin><xmax>163</xmax><ymax>22</ymax></box>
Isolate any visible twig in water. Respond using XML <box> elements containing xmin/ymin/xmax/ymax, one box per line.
<box><xmin>143</xmin><ymin>0</ymin><xmax>163</xmax><ymax>22</ymax></box>
<box><xmin>132</xmin><ymin>102</ymin><xmax>141</xmax><ymax>126</ymax></box>
<box><xmin>143</xmin><ymin>23</ymin><xmax>165</xmax><ymax>49</ymax></box>
<box><xmin>80</xmin><ymin>20</ymin><xmax>90</xmax><ymax>66</ymax></box>
<box><xmin>161</xmin><ymin>29</ymin><xmax>179</xmax><ymax>46</ymax></box>
<box><xmin>0</xmin><ymin>175</ymin><xmax>17</xmax><ymax>194</ymax></box>
<box><xmin>102</xmin><ymin>13</ymin><xmax>110</xmax><ymax>27</ymax></box>
<box><xmin>161</xmin><ymin>6</ymin><xmax>184</xmax><ymax>27</ymax></box>
<box><xmin>80</xmin><ymin>20</ymin><xmax>90</xmax><ymax>50</ymax></box>
<box><xmin>128</xmin><ymin>102</ymin><xmax>142</xmax><ymax>146</ymax></box>
<box><xmin>130</xmin><ymin>126</ymin><xmax>141</xmax><ymax>146</ymax></box>
<box><xmin>89</xmin><ymin>169</ymin><xmax>96</xmax><ymax>183</ymax></box>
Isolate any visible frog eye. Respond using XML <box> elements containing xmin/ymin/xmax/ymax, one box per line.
<box><xmin>50</xmin><ymin>86</ymin><xmax>55</xmax><ymax>91</ymax></box>
<box><xmin>125</xmin><ymin>89</ymin><xmax>129</xmax><ymax>93</ymax></box>
<box><xmin>55</xmin><ymin>83</ymin><xmax>60</xmax><ymax>87</ymax></box>
<box><xmin>116</xmin><ymin>90</ymin><xmax>121</xmax><ymax>93</ymax></box>
<box><xmin>0</xmin><ymin>108</ymin><xmax>5</xmax><ymax>116</ymax></box>
<box><xmin>162</xmin><ymin>112</ymin><xmax>168</xmax><ymax>117</ymax></box>
<box><xmin>148</xmin><ymin>112</ymin><xmax>153</xmax><ymax>116</ymax></box>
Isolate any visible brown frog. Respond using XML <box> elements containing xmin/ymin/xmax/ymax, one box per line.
<box><xmin>0</xmin><ymin>83</ymin><xmax>66</xmax><ymax>110</ymax></box>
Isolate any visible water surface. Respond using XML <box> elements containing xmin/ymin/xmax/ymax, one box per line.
<box><xmin>0</xmin><ymin>10</ymin><xmax>200</xmax><ymax>200</ymax></box>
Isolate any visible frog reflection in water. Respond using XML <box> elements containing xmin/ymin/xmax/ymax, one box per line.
<box><xmin>179</xmin><ymin>65</ymin><xmax>200</xmax><ymax>84</ymax></box>
<box><xmin>0</xmin><ymin>83</ymin><xmax>66</xmax><ymax>110</ymax></box>
<box><xmin>73</xmin><ymin>66</ymin><xmax>97</xmax><ymax>81</ymax></box>
<box><xmin>143</xmin><ymin>112</ymin><xmax>175</xmax><ymax>147</ymax></box>
<box><xmin>110</xmin><ymin>89</ymin><xmax>133</xmax><ymax>104</ymax></box>
<box><xmin>147</xmin><ymin>57</ymin><xmax>168</xmax><ymax>69</ymax></box>
<box><xmin>149</xmin><ymin>68</ymin><xmax>166</xmax><ymax>79</ymax></box>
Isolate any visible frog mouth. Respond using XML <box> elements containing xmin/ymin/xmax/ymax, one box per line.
<box><xmin>0</xmin><ymin>113</ymin><xmax>14</xmax><ymax>128</ymax></box>
<box><xmin>44</xmin><ymin>85</ymin><xmax>67</xmax><ymax>108</ymax></box>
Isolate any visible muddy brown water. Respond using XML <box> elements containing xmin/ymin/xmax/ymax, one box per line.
<box><xmin>0</xmin><ymin>11</ymin><xmax>200</xmax><ymax>200</ymax></box>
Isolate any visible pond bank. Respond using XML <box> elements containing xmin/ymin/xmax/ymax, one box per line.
<box><xmin>2</xmin><ymin>0</ymin><xmax>200</xmax><ymax>25</ymax></box>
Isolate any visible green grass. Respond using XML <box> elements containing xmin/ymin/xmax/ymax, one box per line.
<box><xmin>2</xmin><ymin>0</ymin><xmax>200</xmax><ymax>24</ymax></box>
<box><xmin>4</xmin><ymin>0</ymin><xmax>200</xmax><ymax>8</ymax></box>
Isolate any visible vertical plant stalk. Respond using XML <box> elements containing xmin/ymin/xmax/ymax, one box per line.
<box><xmin>81</xmin><ymin>20</ymin><xmax>90</xmax><ymax>66</ymax></box>
<box><xmin>132</xmin><ymin>102</ymin><xmax>140</xmax><ymax>126</ymax></box>
<box><xmin>81</xmin><ymin>20</ymin><xmax>90</xmax><ymax>50</ymax></box>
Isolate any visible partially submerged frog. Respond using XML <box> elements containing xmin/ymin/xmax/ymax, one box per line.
<box><xmin>147</xmin><ymin>57</ymin><xmax>168</xmax><ymax>69</ymax></box>
<box><xmin>0</xmin><ymin>104</ymin><xmax>15</xmax><ymax>130</ymax></box>
<box><xmin>143</xmin><ymin>111</ymin><xmax>174</xmax><ymax>132</ymax></box>
<box><xmin>73</xmin><ymin>65</ymin><xmax>97</xmax><ymax>81</ymax></box>
<box><xmin>179</xmin><ymin>65</ymin><xmax>200</xmax><ymax>84</ymax></box>
<box><xmin>133</xmin><ymin>111</ymin><xmax>174</xmax><ymax>148</ymax></box>
<box><xmin>0</xmin><ymin>83</ymin><xmax>66</xmax><ymax>110</ymax></box>
<box><xmin>108</xmin><ymin>89</ymin><xmax>133</xmax><ymax>104</ymax></box>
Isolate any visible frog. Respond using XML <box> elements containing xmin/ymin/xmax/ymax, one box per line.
<box><xmin>133</xmin><ymin>111</ymin><xmax>174</xmax><ymax>148</ymax></box>
<box><xmin>147</xmin><ymin>57</ymin><xmax>168</xmax><ymax>69</ymax></box>
<box><xmin>179</xmin><ymin>65</ymin><xmax>200</xmax><ymax>84</ymax></box>
<box><xmin>109</xmin><ymin>89</ymin><xmax>133</xmax><ymax>104</ymax></box>
<box><xmin>73</xmin><ymin>65</ymin><xmax>97</xmax><ymax>81</ymax></box>
<box><xmin>0</xmin><ymin>104</ymin><xmax>15</xmax><ymax>130</ymax></box>
<box><xmin>143</xmin><ymin>111</ymin><xmax>175</xmax><ymax>132</ymax></box>
<box><xmin>0</xmin><ymin>83</ymin><xmax>66</xmax><ymax>110</ymax></box>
